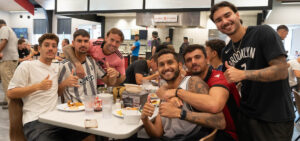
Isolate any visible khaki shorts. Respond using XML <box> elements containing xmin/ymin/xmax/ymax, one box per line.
<box><xmin>0</xmin><ymin>60</ymin><xmax>18</xmax><ymax>102</ymax></box>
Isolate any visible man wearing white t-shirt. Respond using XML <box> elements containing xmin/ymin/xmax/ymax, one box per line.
<box><xmin>288</xmin><ymin>57</ymin><xmax>300</xmax><ymax>90</ymax></box>
<box><xmin>7</xmin><ymin>33</ymin><xmax>88</xmax><ymax>141</ymax></box>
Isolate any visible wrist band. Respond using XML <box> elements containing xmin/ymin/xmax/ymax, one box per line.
<box><xmin>180</xmin><ymin>109</ymin><xmax>187</xmax><ymax>120</ymax></box>
<box><xmin>175</xmin><ymin>88</ymin><xmax>182</xmax><ymax>97</ymax></box>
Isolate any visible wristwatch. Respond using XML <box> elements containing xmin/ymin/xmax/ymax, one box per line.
<box><xmin>180</xmin><ymin>109</ymin><xmax>187</xmax><ymax>120</ymax></box>
<box><xmin>175</xmin><ymin>88</ymin><xmax>182</xmax><ymax>97</ymax></box>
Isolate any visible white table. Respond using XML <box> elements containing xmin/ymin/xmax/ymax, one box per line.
<box><xmin>39</xmin><ymin>109</ymin><xmax>146</xmax><ymax>139</ymax></box>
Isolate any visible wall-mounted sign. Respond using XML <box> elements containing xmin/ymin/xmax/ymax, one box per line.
<box><xmin>154</xmin><ymin>15</ymin><xmax>178</xmax><ymax>23</ymax></box>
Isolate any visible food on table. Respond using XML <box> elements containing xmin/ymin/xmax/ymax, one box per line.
<box><xmin>66</xmin><ymin>100</ymin><xmax>84</xmax><ymax>110</ymax></box>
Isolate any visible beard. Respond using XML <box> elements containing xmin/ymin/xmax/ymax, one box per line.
<box><xmin>191</xmin><ymin>71</ymin><xmax>201</xmax><ymax>75</ymax></box>
<box><xmin>161</xmin><ymin>67</ymin><xmax>180</xmax><ymax>83</ymax></box>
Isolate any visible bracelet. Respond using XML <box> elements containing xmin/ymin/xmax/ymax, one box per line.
<box><xmin>175</xmin><ymin>88</ymin><xmax>182</xmax><ymax>97</ymax></box>
<box><xmin>117</xmin><ymin>72</ymin><xmax>121</xmax><ymax>78</ymax></box>
<box><xmin>180</xmin><ymin>109</ymin><xmax>187</xmax><ymax>120</ymax></box>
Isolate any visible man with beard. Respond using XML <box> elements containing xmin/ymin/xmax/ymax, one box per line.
<box><xmin>141</xmin><ymin>49</ymin><xmax>226</xmax><ymax>141</ymax></box>
<box><xmin>157</xmin><ymin>45</ymin><xmax>240</xmax><ymax>141</ymax></box>
<box><xmin>210</xmin><ymin>1</ymin><xmax>294</xmax><ymax>141</ymax></box>
<box><xmin>63</xmin><ymin>28</ymin><xmax>125</xmax><ymax>87</ymax></box>
<box><xmin>58</xmin><ymin>29</ymin><xmax>119</xmax><ymax>102</ymax></box>
<box><xmin>7</xmin><ymin>33</ymin><xmax>89</xmax><ymax>141</ymax></box>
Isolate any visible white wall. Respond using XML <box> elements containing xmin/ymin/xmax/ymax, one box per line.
<box><xmin>265</xmin><ymin>0</ymin><xmax>300</xmax><ymax>24</ymax></box>
<box><xmin>0</xmin><ymin>11</ymin><xmax>11</xmax><ymax>25</ymax></box>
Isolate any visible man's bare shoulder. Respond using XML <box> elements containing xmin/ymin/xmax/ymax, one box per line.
<box><xmin>187</xmin><ymin>76</ymin><xmax>209</xmax><ymax>94</ymax></box>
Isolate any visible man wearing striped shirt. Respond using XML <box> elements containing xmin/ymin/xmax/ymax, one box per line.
<box><xmin>58</xmin><ymin>29</ymin><xmax>119</xmax><ymax>102</ymax></box>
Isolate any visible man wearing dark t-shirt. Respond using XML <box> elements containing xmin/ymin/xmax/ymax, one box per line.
<box><xmin>210</xmin><ymin>1</ymin><xmax>294</xmax><ymax>141</ymax></box>
<box><xmin>124</xmin><ymin>57</ymin><xmax>159</xmax><ymax>85</ymax></box>
<box><xmin>17</xmin><ymin>39</ymin><xmax>31</xmax><ymax>63</ymax></box>
<box><xmin>157</xmin><ymin>45</ymin><xmax>240</xmax><ymax>141</ymax></box>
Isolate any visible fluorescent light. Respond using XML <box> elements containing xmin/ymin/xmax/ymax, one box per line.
<box><xmin>266</xmin><ymin>10</ymin><xmax>272</xmax><ymax>20</ymax></box>
<box><xmin>281</xmin><ymin>2</ymin><xmax>300</xmax><ymax>4</ymax></box>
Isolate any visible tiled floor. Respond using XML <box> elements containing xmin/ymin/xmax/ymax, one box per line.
<box><xmin>0</xmin><ymin>82</ymin><xmax>300</xmax><ymax>141</ymax></box>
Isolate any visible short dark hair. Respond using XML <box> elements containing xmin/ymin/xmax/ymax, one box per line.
<box><xmin>277</xmin><ymin>25</ymin><xmax>289</xmax><ymax>32</ymax></box>
<box><xmin>106</xmin><ymin>28</ymin><xmax>124</xmax><ymax>41</ymax></box>
<box><xmin>156</xmin><ymin>44</ymin><xmax>168</xmax><ymax>53</ymax></box>
<box><xmin>38</xmin><ymin>33</ymin><xmax>59</xmax><ymax>46</ymax></box>
<box><xmin>73</xmin><ymin>29</ymin><xmax>90</xmax><ymax>40</ymax></box>
<box><xmin>0</xmin><ymin>19</ymin><xmax>6</xmax><ymax>25</ymax></box>
<box><xmin>165</xmin><ymin>36</ymin><xmax>170</xmax><ymax>40</ymax></box>
<box><xmin>155</xmin><ymin>49</ymin><xmax>180</xmax><ymax>63</ymax></box>
<box><xmin>184</xmin><ymin>37</ymin><xmax>188</xmax><ymax>40</ymax></box>
<box><xmin>183</xmin><ymin>44</ymin><xmax>207</xmax><ymax>61</ymax></box>
<box><xmin>33</xmin><ymin>44</ymin><xmax>39</xmax><ymax>51</ymax></box>
<box><xmin>18</xmin><ymin>39</ymin><xmax>26</xmax><ymax>45</ymax></box>
<box><xmin>205</xmin><ymin>39</ymin><xmax>225</xmax><ymax>58</ymax></box>
<box><xmin>135</xmin><ymin>34</ymin><xmax>139</xmax><ymax>37</ymax></box>
<box><xmin>152</xmin><ymin>31</ymin><xmax>158</xmax><ymax>38</ymax></box>
<box><xmin>210</xmin><ymin>1</ymin><xmax>238</xmax><ymax>22</ymax></box>
<box><xmin>63</xmin><ymin>38</ymin><xmax>70</xmax><ymax>44</ymax></box>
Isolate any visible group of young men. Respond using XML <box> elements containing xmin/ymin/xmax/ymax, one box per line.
<box><xmin>0</xmin><ymin>1</ymin><xmax>295</xmax><ymax>141</ymax></box>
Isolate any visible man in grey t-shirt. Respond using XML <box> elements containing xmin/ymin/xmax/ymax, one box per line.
<box><xmin>0</xmin><ymin>19</ymin><xmax>18</xmax><ymax>109</ymax></box>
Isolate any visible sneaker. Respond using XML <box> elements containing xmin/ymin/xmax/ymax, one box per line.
<box><xmin>0</xmin><ymin>101</ymin><xmax>8</xmax><ymax>106</ymax></box>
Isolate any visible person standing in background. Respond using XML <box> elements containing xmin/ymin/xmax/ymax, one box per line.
<box><xmin>205</xmin><ymin>39</ymin><xmax>226</xmax><ymax>71</ymax></box>
<box><xmin>179</xmin><ymin>37</ymin><xmax>189</xmax><ymax>63</ymax></box>
<box><xmin>210</xmin><ymin>1</ymin><xmax>294</xmax><ymax>140</ymax></box>
<box><xmin>151</xmin><ymin>31</ymin><xmax>160</xmax><ymax>56</ymax></box>
<box><xmin>277</xmin><ymin>25</ymin><xmax>289</xmax><ymax>40</ymax></box>
<box><xmin>61</xmin><ymin>38</ymin><xmax>70</xmax><ymax>48</ymax></box>
<box><xmin>0</xmin><ymin>19</ymin><xmax>19</xmax><ymax>109</ymax></box>
<box><xmin>162</xmin><ymin>36</ymin><xmax>172</xmax><ymax>46</ymax></box>
<box><xmin>131</xmin><ymin>34</ymin><xmax>140</xmax><ymax>63</ymax></box>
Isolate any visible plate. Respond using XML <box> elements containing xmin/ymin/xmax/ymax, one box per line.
<box><xmin>112</xmin><ymin>109</ymin><xmax>124</xmax><ymax>118</ymax></box>
<box><xmin>56</xmin><ymin>103</ymin><xmax>85</xmax><ymax>112</ymax></box>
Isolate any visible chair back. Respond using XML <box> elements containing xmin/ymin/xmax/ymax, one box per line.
<box><xmin>200</xmin><ymin>129</ymin><xmax>218</xmax><ymax>141</ymax></box>
<box><xmin>9</xmin><ymin>99</ymin><xmax>27</xmax><ymax>141</ymax></box>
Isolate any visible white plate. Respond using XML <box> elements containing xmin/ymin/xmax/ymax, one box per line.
<box><xmin>56</xmin><ymin>103</ymin><xmax>85</xmax><ymax>112</ymax></box>
<box><xmin>112</xmin><ymin>109</ymin><xmax>124</xmax><ymax>118</ymax></box>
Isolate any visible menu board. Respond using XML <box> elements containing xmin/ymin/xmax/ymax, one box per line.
<box><xmin>56</xmin><ymin>0</ymin><xmax>88</xmax><ymax>12</ymax></box>
<box><xmin>90</xmin><ymin>0</ymin><xmax>143</xmax><ymax>11</ymax></box>
<box><xmin>145</xmin><ymin>0</ymin><xmax>211</xmax><ymax>9</ymax></box>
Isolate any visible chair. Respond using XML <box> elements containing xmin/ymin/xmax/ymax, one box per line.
<box><xmin>200</xmin><ymin>129</ymin><xmax>218</xmax><ymax>141</ymax></box>
<box><xmin>8</xmin><ymin>98</ymin><xmax>27</xmax><ymax>141</ymax></box>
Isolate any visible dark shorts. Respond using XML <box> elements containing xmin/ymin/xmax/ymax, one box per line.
<box><xmin>23</xmin><ymin>120</ymin><xmax>89</xmax><ymax>141</ymax></box>
<box><xmin>131</xmin><ymin>56</ymin><xmax>138</xmax><ymax>63</ymax></box>
<box><xmin>236</xmin><ymin>112</ymin><xmax>294</xmax><ymax>141</ymax></box>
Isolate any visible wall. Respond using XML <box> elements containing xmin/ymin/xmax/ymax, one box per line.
<box><xmin>265</xmin><ymin>0</ymin><xmax>300</xmax><ymax>24</ymax></box>
<box><xmin>0</xmin><ymin>11</ymin><xmax>11</xmax><ymax>25</ymax></box>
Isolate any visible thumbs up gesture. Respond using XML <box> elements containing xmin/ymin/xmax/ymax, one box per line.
<box><xmin>65</xmin><ymin>69</ymin><xmax>80</xmax><ymax>87</ymax></box>
<box><xmin>39</xmin><ymin>75</ymin><xmax>53</xmax><ymax>90</ymax></box>
<box><xmin>106</xmin><ymin>62</ymin><xmax>119</xmax><ymax>78</ymax></box>
<box><xmin>224</xmin><ymin>61</ymin><xmax>246</xmax><ymax>83</ymax></box>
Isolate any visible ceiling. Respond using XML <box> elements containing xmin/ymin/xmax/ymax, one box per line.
<box><xmin>0</xmin><ymin>0</ymin><xmax>26</xmax><ymax>12</ymax></box>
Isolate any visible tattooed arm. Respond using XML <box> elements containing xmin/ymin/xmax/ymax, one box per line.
<box><xmin>224</xmin><ymin>55</ymin><xmax>288</xmax><ymax>82</ymax></box>
<box><xmin>186</xmin><ymin>111</ymin><xmax>226</xmax><ymax>129</ymax></box>
<box><xmin>176</xmin><ymin>76</ymin><xmax>229</xmax><ymax>113</ymax></box>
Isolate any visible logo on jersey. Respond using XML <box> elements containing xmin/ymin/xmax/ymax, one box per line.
<box><xmin>214</xmin><ymin>74</ymin><xmax>220</xmax><ymax>78</ymax></box>
<box><xmin>79</xmin><ymin>75</ymin><xmax>94</xmax><ymax>85</ymax></box>
<box><xmin>228</xmin><ymin>46</ymin><xmax>256</xmax><ymax>66</ymax></box>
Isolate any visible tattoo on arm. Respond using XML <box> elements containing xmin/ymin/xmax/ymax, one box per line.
<box><xmin>245</xmin><ymin>55</ymin><xmax>288</xmax><ymax>82</ymax></box>
<box><xmin>186</xmin><ymin>111</ymin><xmax>225</xmax><ymax>129</ymax></box>
<box><xmin>188</xmin><ymin>76</ymin><xmax>209</xmax><ymax>94</ymax></box>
